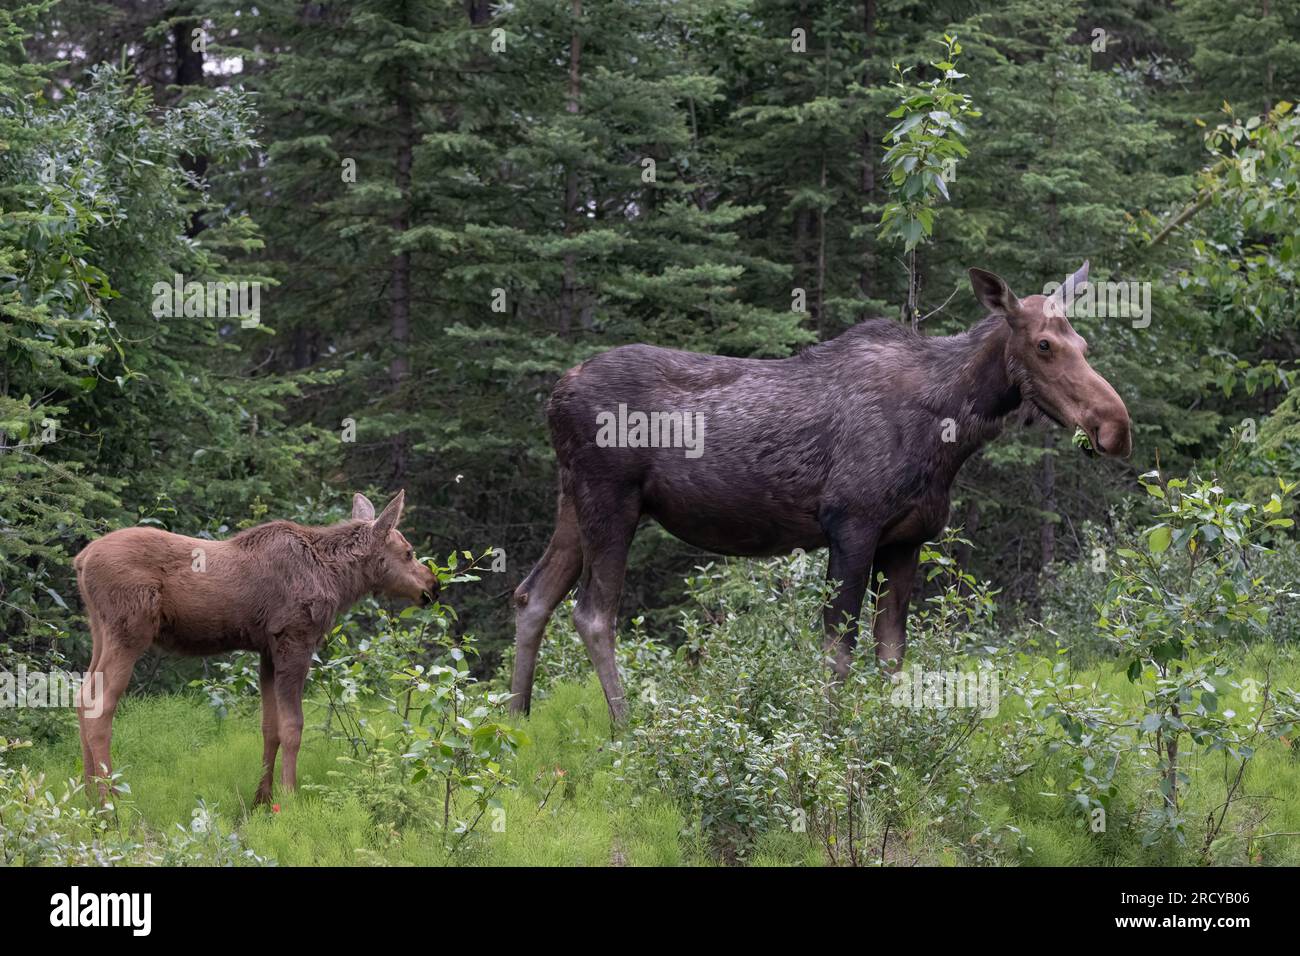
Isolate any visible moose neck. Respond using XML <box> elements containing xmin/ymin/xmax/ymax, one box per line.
<box><xmin>309</xmin><ymin>521</ymin><xmax>381</xmax><ymax>614</ymax></box>
<box><xmin>928</xmin><ymin>315</ymin><xmax>1023</xmax><ymax>480</ymax></box>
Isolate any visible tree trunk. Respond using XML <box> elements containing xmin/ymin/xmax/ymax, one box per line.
<box><xmin>389</xmin><ymin>58</ymin><xmax>414</xmax><ymax>481</ymax></box>
<box><xmin>172</xmin><ymin>14</ymin><xmax>207</xmax><ymax>238</ymax></box>
<box><xmin>559</xmin><ymin>0</ymin><xmax>583</xmax><ymax>336</ymax></box>
<box><xmin>1039</xmin><ymin>430</ymin><xmax>1057</xmax><ymax>572</ymax></box>
<box><xmin>816</xmin><ymin>153</ymin><xmax>827</xmax><ymax>335</ymax></box>
<box><xmin>857</xmin><ymin>0</ymin><xmax>876</xmax><ymax>305</ymax></box>
<box><xmin>1263</xmin><ymin>0</ymin><xmax>1274</xmax><ymax>113</ymax></box>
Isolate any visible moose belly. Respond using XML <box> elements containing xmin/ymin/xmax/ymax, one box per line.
<box><xmin>880</xmin><ymin>495</ymin><xmax>951</xmax><ymax>548</ymax></box>
<box><xmin>155</xmin><ymin>608</ymin><xmax>262</xmax><ymax>656</ymax></box>
<box><xmin>644</xmin><ymin>492</ymin><xmax>827</xmax><ymax>557</ymax></box>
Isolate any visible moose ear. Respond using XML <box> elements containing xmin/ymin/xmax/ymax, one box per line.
<box><xmin>352</xmin><ymin>493</ymin><xmax>376</xmax><ymax>521</ymax></box>
<box><xmin>1051</xmin><ymin>260</ymin><xmax>1090</xmax><ymax>309</ymax></box>
<box><xmin>1066</xmin><ymin>259</ymin><xmax>1090</xmax><ymax>290</ymax></box>
<box><xmin>372</xmin><ymin>489</ymin><xmax>405</xmax><ymax>541</ymax></box>
<box><xmin>968</xmin><ymin>268</ymin><xmax>1020</xmax><ymax>319</ymax></box>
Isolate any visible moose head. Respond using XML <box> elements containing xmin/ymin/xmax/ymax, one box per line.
<box><xmin>351</xmin><ymin>490</ymin><xmax>440</xmax><ymax>605</ymax></box>
<box><xmin>969</xmin><ymin>261</ymin><xmax>1132</xmax><ymax>458</ymax></box>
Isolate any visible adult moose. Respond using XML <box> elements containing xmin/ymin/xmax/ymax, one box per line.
<box><xmin>74</xmin><ymin>491</ymin><xmax>437</xmax><ymax>802</ymax></box>
<box><xmin>512</xmin><ymin>263</ymin><xmax>1131</xmax><ymax>721</ymax></box>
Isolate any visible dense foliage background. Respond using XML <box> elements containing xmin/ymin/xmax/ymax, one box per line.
<box><xmin>2</xmin><ymin>0</ymin><xmax>1299</xmax><ymax>867</ymax></box>
<box><xmin>5</xmin><ymin>0</ymin><xmax>1298</xmax><ymax>668</ymax></box>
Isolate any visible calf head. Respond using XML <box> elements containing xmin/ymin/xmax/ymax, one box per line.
<box><xmin>352</xmin><ymin>490</ymin><xmax>440</xmax><ymax>605</ymax></box>
<box><xmin>969</xmin><ymin>262</ymin><xmax>1132</xmax><ymax>458</ymax></box>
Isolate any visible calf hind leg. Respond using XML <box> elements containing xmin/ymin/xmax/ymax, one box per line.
<box><xmin>80</xmin><ymin>592</ymin><xmax>156</xmax><ymax>800</ymax></box>
<box><xmin>77</xmin><ymin>611</ymin><xmax>105</xmax><ymax>791</ymax></box>
<box><xmin>510</xmin><ymin>489</ymin><xmax>582</xmax><ymax>716</ymax></box>
<box><xmin>82</xmin><ymin>640</ymin><xmax>146</xmax><ymax>800</ymax></box>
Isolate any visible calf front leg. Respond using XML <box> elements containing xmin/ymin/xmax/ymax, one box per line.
<box><xmin>272</xmin><ymin>650</ymin><xmax>312</xmax><ymax>794</ymax></box>
<box><xmin>821</xmin><ymin>520</ymin><xmax>881</xmax><ymax>679</ymax></box>
<box><xmin>871</xmin><ymin>543</ymin><xmax>920</xmax><ymax>671</ymax></box>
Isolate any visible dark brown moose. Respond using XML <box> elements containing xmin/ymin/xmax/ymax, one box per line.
<box><xmin>512</xmin><ymin>263</ymin><xmax>1132</xmax><ymax>721</ymax></box>
<box><xmin>74</xmin><ymin>491</ymin><xmax>437</xmax><ymax>802</ymax></box>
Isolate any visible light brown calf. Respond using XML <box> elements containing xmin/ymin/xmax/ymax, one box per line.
<box><xmin>73</xmin><ymin>491</ymin><xmax>437</xmax><ymax>804</ymax></box>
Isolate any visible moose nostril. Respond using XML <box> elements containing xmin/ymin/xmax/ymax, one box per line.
<box><xmin>1096</xmin><ymin>419</ymin><xmax>1131</xmax><ymax>459</ymax></box>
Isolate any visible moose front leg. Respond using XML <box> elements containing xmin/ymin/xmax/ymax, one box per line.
<box><xmin>870</xmin><ymin>543</ymin><xmax>920</xmax><ymax>671</ymax></box>
<box><xmin>822</xmin><ymin>521</ymin><xmax>881</xmax><ymax>679</ymax></box>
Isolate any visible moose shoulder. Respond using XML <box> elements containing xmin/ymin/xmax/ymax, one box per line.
<box><xmin>73</xmin><ymin>491</ymin><xmax>438</xmax><ymax>803</ymax></box>
<box><xmin>513</xmin><ymin>263</ymin><xmax>1132</xmax><ymax>721</ymax></box>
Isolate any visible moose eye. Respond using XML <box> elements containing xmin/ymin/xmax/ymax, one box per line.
<box><xmin>1037</xmin><ymin>339</ymin><xmax>1051</xmax><ymax>353</ymax></box>
<box><xmin>406</xmin><ymin>549</ymin><xmax>414</xmax><ymax>561</ymax></box>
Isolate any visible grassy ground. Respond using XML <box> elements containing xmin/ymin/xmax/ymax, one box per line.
<box><xmin>987</xmin><ymin>649</ymin><xmax>1300</xmax><ymax>867</ymax></box>
<box><xmin>15</xmin><ymin>680</ymin><xmax>698</xmax><ymax>866</ymax></box>
<box><xmin>10</xmin><ymin>651</ymin><xmax>1300</xmax><ymax>866</ymax></box>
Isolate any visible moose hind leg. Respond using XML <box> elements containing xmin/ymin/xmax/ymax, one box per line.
<box><xmin>572</xmin><ymin>485</ymin><xmax>640</xmax><ymax>724</ymax></box>
<box><xmin>510</xmin><ymin>489</ymin><xmax>582</xmax><ymax>716</ymax></box>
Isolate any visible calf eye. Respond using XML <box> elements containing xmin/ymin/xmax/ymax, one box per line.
<box><xmin>406</xmin><ymin>549</ymin><xmax>414</xmax><ymax>560</ymax></box>
<box><xmin>1037</xmin><ymin>339</ymin><xmax>1051</xmax><ymax>352</ymax></box>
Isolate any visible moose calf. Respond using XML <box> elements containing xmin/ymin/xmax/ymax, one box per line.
<box><xmin>74</xmin><ymin>491</ymin><xmax>437</xmax><ymax>803</ymax></box>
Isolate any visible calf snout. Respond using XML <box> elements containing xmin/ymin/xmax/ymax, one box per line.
<box><xmin>417</xmin><ymin>563</ymin><xmax>440</xmax><ymax>604</ymax></box>
<box><xmin>420</xmin><ymin>575</ymin><xmax>440</xmax><ymax>605</ymax></box>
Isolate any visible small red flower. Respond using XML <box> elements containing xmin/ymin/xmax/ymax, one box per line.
<box><xmin>272</xmin><ymin>804</ymin><xmax>281</xmax><ymax>813</ymax></box>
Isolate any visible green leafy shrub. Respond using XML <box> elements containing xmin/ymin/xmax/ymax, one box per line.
<box><xmin>546</xmin><ymin>543</ymin><xmax>1034</xmax><ymax>865</ymax></box>
<box><xmin>1034</xmin><ymin>472</ymin><xmax>1300</xmax><ymax>856</ymax></box>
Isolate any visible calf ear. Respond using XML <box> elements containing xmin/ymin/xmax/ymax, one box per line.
<box><xmin>372</xmin><ymin>489</ymin><xmax>405</xmax><ymax>541</ymax></box>
<box><xmin>968</xmin><ymin>268</ymin><xmax>1020</xmax><ymax>319</ymax></box>
<box><xmin>352</xmin><ymin>493</ymin><xmax>376</xmax><ymax>521</ymax></box>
